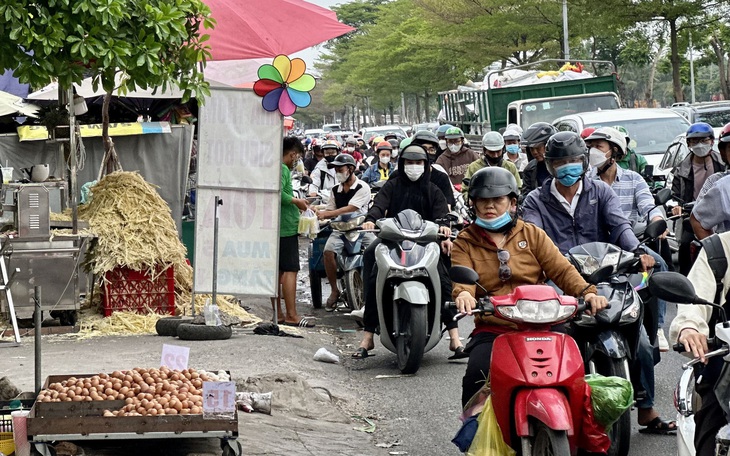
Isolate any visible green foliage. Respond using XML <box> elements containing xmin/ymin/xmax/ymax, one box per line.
<box><xmin>0</xmin><ymin>0</ymin><xmax>215</xmax><ymax>102</ymax></box>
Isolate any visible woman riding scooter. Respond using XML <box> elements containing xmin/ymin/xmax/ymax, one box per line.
<box><xmin>451</xmin><ymin>167</ymin><xmax>608</xmax><ymax>406</ymax></box>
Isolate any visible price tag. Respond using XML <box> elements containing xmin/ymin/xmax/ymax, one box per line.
<box><xmin>160</xmin><ymin>344</ymin><xmax>190</xmax><ymax>370</ymax></box>
<box><xmin>203</xmin><ymin>381</ymin><xmax>236</xmax><ymax>415</ymax></box>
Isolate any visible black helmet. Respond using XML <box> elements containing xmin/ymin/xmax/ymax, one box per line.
<box><xmin>412</xmin><ymin>130</ymin><xmax>439</xmax><ymax>149</ymax></box>
<box><xmin>468</xmin><ymin>167</ymin><xmax>520</xmax><ymax>201</ymax></box>
<box><xmin>545</xmin><ymin>131</ymin><xmax>588</xmax><ymax>176</ymax></box>
<box><xmin>521</xmin><ymin>122</ymin><xmax>557</xmax><ymax>147</ymax></box>
<box><xmin>328</xmin><ymin>153</ymin><xmax>357</xmax><ymax>169</ymax></box>
<box><xmin>388</xmin><ymin>138</ymin><xmax>399</xmax><ymax>149</ymax></box>
<box><xmin>400</xmin><ymin>144</ymin><xmax>428</xmax><ymax>162</ymax></box>
<box><xmin>384</xmin><ymin>132</ymin><xmax>398</xmax><ymax>141</ymax></box>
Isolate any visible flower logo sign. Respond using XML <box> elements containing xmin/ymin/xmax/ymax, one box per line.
<box><xmin>254</xmin><ymin>55</ymin><xmax>316</xmax><ymax>116</ymax></box>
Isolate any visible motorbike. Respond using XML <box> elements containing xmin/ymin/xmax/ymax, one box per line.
<box><xmin>648</xmin><ymin>272</ymin><xmax>730</xmax><ymax>456</ymax></box>
<box><xmin>328</xmin><ymin>213</ymin><xmax>367</xmax><ymax>312</ymax></box>
<box><xmin>448</xmin><ymin>265</ymin><xmax>599</xmax><ymax>456</ymax></box>
<box><xmin>372</xmin><ymin>209</ymin><xmax>446</xmax><ymax>374</ymax></box>
<box><xmin>567</xmin><ymin>218</ymin><xmax>667</xmax><ymax>456</ymax></box>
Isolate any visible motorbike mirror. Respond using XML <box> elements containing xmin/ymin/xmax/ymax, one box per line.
<box><xmin>587</xmin><ymin>265</ymin><xmax>613</xmax><ymax>284</ymax></box>
<box><xmin>642</xmin><ymin>165</ymin><xmax>654</xmax><ymax>178</ymax></box>
<box><xmin>450</xmin><ymin>265</ymin><xmax>480</xmax><ymax>285</ymax></box>
<box><xmin>648</xmin><ymin>272</ymin><xmax>704</xmax><ymax>304</ymax></box>
<box><xmin>654</xmin><ymin>187</ymin><xmax>672</xmax><ymax>206</ymax></box>
<box><xmin>644</xmin><ymin>219</ymin><xmax>668</xmax><ymax>241</ymax></box>
<box><xmin>300</xmin><ymin>176</ymin><xmax>313</xmax><ymax>185</ymax></box>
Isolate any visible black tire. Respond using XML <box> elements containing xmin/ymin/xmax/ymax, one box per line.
<box><xmin>310</xmin><ymin>272</ymin><xmax>323</xmax><ymax>309</ymax></box>
<box><xmin>155</xmin><ymin>317</ymin><xmax>192</xmax><ymax>337</ymax></box>
<box><xmin>396</xmin><ymin>304</ymin><xmax>427</xmax><ymax>374</ymax></box>
<box><xmin>177</xmin><ymin>323</ymin><xmax>232</xmax><ymax>341</ymax></box>
<box><xmin>344</xmin><ymin>269</ymin><xmax>364</xmax><ymax>311</ymax></box>
<box><xmin>531</xmin><ymin>421</ymin><xmax>571</xmax><ymax>456</ymax></box>
<box><xmin>590</xmin><ymin>355</ymin><xmax>631</xmax><ymax>456</ymax></box>
<box><xmin>59</xmin><ymin>310</ymin><xmax>77</xmax><ymax>326</ymax></box>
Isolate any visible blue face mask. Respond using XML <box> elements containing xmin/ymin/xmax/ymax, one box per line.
<box><xmin>475</xmin><ymin>211</ymin><xmax>513</xmax><ymax>232</ymax></box>
<box><xmin>554</xmin><ymin>163</ymin><xmax>584</xmax><ymax>187</ymax></box>
<box><xmin>505</xmin><ymin>144</ymin><xmax>520</xmax><ymax>155</ymax></box>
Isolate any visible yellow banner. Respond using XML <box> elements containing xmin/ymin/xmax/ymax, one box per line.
<box><xmin>17</xmin><ymin>122</ymin><xmax>172</xmax><ymax>142</ymax></box>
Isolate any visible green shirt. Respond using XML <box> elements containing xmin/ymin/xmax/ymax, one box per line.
<box><xmin>280</xmin><ymin>164</ymin><xmax>300</xmax><ymax>237</ymax></box>
<box><xmin>616</xmin><ymin>149</ymin><xmax>647</xmax><ymax>174</ymax></box>
<box><xmin>462</xmin><ymin>158</ymin><xmax>522</xmax><ymax>195</ymax></box>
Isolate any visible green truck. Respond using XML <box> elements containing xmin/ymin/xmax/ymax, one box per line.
<box><xmin>437</xmin><ymin>60</ymin><xmax>620</xmax><ymax>138</ymax></box>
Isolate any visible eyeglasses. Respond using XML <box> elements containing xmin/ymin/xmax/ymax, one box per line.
<box><xmin>497</xmin><ymin>249</ymin><xmax>511</xmax><ymax>282</ymax></box>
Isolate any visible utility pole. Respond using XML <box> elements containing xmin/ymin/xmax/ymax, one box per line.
<box><xmin>690</xmin><ymin>32</ymin><xmax>696</xmax><ymax>103</ymax></box>
<box><xmin>562</xmin><ymin>0</ymin><xmax>570</xmax><ymax>61</ymax></box>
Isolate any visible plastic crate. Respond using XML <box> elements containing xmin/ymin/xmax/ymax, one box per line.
<box><xmin>102</xmin><ymin>265</ymin><xmax>175</xmax><ymax>317</ymax></box>
<box><xmin>0</xmin><ymin>431</ymin><xmax>13</xmax><ymax>455</ymax></box>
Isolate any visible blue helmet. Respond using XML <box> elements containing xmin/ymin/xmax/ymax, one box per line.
<box><xmin>686</xmin><ymin>122</ymin><xmax>714</xmax><ymax>139</ymax></box>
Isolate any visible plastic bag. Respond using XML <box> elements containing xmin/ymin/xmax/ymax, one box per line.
<box><xmin>203</xmin><ymin>299</ymin><xmax>222</xmax><ymax>326</ymax></box>
<box><xmin>585</xmin><ymin>374</ymin><xmax>634</xmax><ymax>428</ymax></box>
<box><xmin>466</xmin><ymin>396</ymin><xmax>515</xmax><ymax>456</ymax></box>
<box><xmin>579</xmin><ymin>381</ymin><xmax>611</xmax><ymax>454</ymax></box>
<box><xmin>298</xmin><ymin>209</ymin><xmax>319</xmax><ymax>239</ymax></box>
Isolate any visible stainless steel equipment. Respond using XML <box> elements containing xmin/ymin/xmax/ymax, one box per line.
<box><xmin>15</xmin><ymin>185</ymin><xmax>50</xmax><ymax>238</ymax></box>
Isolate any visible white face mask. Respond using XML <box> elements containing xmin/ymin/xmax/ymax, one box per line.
<box><xmin>404</xmin><ymin>164</ymin><xmax>424</xmax><ymax>181</ymax></box>
<box><xmin>379</xmin><ymin>156</ymin><xmax>391</xmax><ymax>164</ymax></box>
<box><xmin>448</xmin><ymin>144</ymin><xmax>461</xmax><ymax>153</ymax></box>
<box><xmin>691</xmin><ymin>143</ymin><xmax>712</xmax><ymax>158</ymax></box>
<box><xmin>589</xmin><ymin>147</ymin><xmax>609</xmax><ymax>168</ymax></box>
<box><xmin>439</xmin><ymin>140</ymin><xmax>447</xmax><ymax>150</ymax></box>
<box><xmin>335</xmin><ymin>172</ymin><xmax>349</xmax><ymax>184</ymax></box>
<box><xmin>392</xmin><ymin>148</ymin><xmax>399</xmax><ymax>158</ymax></box>
<box><xmin>346</xmin><ymin>146</ymin><xmax>355</xmax><ymax>153</ymax></box>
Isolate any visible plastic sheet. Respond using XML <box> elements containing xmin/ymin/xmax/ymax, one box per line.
<box><xmin>585</xmin><ymin>374</ymin><xmax>634</xmax><ymax>427</ymax></box>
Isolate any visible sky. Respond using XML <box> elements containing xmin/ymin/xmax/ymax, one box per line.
<box><xmin>290</xmin><ymin>0</ymin><xmax>346</xmax><ymax>70</ymax></box>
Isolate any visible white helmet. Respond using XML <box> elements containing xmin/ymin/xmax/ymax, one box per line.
<box><xmin>585</xmin><ymin>126</ymin><xmax>627</xmax><ymax>158</ymax></box>
<box><xmin>481</xmin><ymin>131</ymin><xmax>505</xmax><ymax>151</ymax></box>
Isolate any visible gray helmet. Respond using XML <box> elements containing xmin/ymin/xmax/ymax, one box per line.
<box><xmin>412</xmin><ymin>130</ymin><xmax>439</xmax><ymax>149</ymax></box>
<box><xmin>521</xmin><ymin>122</ymin><xmax>557</xmax><ymax>147</ymax></box>
<box><xmin>400</xmin><ymin>144</ymin><xmax>428</xmax><ymax>162</ymax></box>
<box><xmin>328</xmin><ymin>153</ymin><xmax>357</xmax><ymax>169</ymax></box>
<box><xmin>468</xmin><ymin>167</ymin><xmax>520</xmax><ymax>200</ymax></box>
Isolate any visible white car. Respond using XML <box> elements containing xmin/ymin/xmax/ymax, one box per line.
<box><xmin>359</xmin><ymin>125</ymin><xmax>408</xmax><ymax>143</ymax></box>
<box><xmin>552</xmin><ymin>108</ymin><xmax>691</xmax><ymax>174</ymax></box>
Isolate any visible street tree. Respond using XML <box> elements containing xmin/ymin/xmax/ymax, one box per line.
<box><xmin>0</xmin><ymin>0</ymin><xmax>214</xmax><ymax>175</ymax></box>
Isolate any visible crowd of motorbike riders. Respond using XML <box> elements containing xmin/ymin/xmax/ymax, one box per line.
<box><xmin>282</xmin><ymin>118</ymin><xmax>730</xmax><ymax>455</ymax></box>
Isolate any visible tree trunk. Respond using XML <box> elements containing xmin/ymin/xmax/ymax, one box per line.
<box><xmin>646</xmin><ymin>44</ymin><xmax>664</xmax><ymax>107</ymax></box>
<box><xmin>415</xmin><ymin>94</ymin><xmax>422</xmax><ymax>123</ymax></box>
<box><xmin>669</xmin><ymin>19</ymin><xmax>684</xmax><ymax>103</ymax></box>
<box><xmin>423</xmin><ymin>91</ymin><xmax>430</xmax><ymax>122</ymax></box>
<box><xmin>97</xmin><ymin>90</ymin><xmax>122</xmax><ymax>180</ymax></box>
<box><xmin>710</xmin><ymin>33</ymin><xmax>730</xmax><ymax>100</ymax></box>
<box><xmin>389</xmin><ymin>105</ymin><xmax>394</xmax><ymax>124</ymax></box>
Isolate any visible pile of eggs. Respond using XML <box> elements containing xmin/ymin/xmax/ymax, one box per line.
<box><xmin>36</xmin><ymin>367</ymin><xmax>217</xmax><ymax>417</ymax></box>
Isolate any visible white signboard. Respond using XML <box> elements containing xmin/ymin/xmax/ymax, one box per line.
<box><xmin>160</xmin><ymin>344</ymin><xmax>190</xmax><ymax>371</ymax></box>
<box><xmin>195</xmin><ymin>88</ymin><xmax>281</xmax><ymax>296</ymax></box>
<box><xmin>202</xmin><ymin>381</ymin><xmax>236</xmax><ymax>417</ymax></box>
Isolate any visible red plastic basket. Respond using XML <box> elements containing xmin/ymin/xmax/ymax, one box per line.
<box><xmin>102</xmin><ymin>265</ymin><xmax>175</xmax><ymax>317</ymax></box>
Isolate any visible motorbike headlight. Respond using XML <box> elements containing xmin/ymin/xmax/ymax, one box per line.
<box><xmin>497</xmin><ymin>299</ymin><xmax>576</xmax><ymax>324</ymax></box>
<box><xmin>386</xmin><ymin>267</ymin><xmax>428</xmax><ymax>279</ymax></box>
<box><xmin>619</xmin><ymin>297</ymin><xmax>640</xmax><ymax>324</ymax></box>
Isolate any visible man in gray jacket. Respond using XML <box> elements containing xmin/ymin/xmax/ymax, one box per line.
<box><xmin>522</xmin><ymin>131</ymin><xmax>677</xmax><ymax>435</ymax></box>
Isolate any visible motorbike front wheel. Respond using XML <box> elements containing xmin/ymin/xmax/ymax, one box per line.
<box><xmin>395</xmin><ymin>304</ymin><xmax>427</xmax><ymax>374</ymax></box>
<box><xmin>344</xmin><ymin>269</ymin><xmax>364</xmax><ymax>311</ymax></box>
<box><xmin>531</xmin><ymin>421</ymin><xmax>570</xmax><ymax>456</ymax></box>
<box><xmin>590</xmin><ymin>355</ymin><xmax>631</xmax><ymax>456</ymax></box>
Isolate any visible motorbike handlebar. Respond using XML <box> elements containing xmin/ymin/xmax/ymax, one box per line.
<box><xmin>682</xmin><ymin>346</ymin><xmax>729</xmax><ymax>370</ymax></box>
<box><xmin>674</xmin><ymin>337</ymin><xmax>718</xmax><ymax>354</ymax></box>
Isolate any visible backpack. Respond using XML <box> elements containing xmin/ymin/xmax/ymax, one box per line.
<box><xmin>699</xmin><ymin>234</ymin><xmax>728</xmax><ymax>337</ymax></box>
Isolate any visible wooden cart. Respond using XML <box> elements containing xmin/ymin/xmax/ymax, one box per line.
<box><xmin>26</xmin><ymin>373</ymin><xmax>241</xmax><ymax>456</ymax></box>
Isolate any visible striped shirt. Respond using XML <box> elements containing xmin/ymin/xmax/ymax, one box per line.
<box><xmin>589</xmin><ymin>166</ymin><xmax>663</xmax><ymax>223</ymax></box>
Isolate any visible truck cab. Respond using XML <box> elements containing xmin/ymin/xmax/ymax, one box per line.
<box><xmin>507</xmin><ymin>92</ymin><xmax>620</xmax><ymax>130</ymax></box>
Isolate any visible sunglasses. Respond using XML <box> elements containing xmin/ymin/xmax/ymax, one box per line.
<box><xmin>497</xmin><ymin>249</ymin><xmax>511</xmax><ymax>282</ymax></box>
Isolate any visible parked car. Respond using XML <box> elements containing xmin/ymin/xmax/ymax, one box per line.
<box><xmin>411</xmin><ymin>122</ymin><xmax>439</xmax><ymax>134</ymax></box>
<box><xmin>359</xmin><ymin>125</ymin><xmax>408</xmax><ymax>143</ymax></box>
<box><xmin>322</xmin><ymin>123</ymin><xmax>342</xmax><ymax>132</ymax></box>
<box><xmin>671</xmin><ymin>101</ymin><xmax>730</xmax><ymax>128</ymax></box>
<box><xmin>552</xmin><ymin>108</ymin><xmax>691</xmax><ymax>172</ymax></box>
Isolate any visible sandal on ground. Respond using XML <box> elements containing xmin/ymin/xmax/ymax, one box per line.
<box><xmin>282</xmin><ymin>317</ymin><xmax>316</xmax><ymax>328</ymax></box>
<box><xmin>352</xmin><ymin>347</ymin><xmax>374</xmax><ymax>359</ymax></box>
<box><xmin>448</xmin><ymin>346</ymin><xmax>469</xmax><ymax>360</ymax></box>
<box><xmin>325</xmin><ymin>294</ymin><xmax>340</xmax><ymax>312</ymax></box>
<box><xmin>638</xmin><ymin>417</ymin><xmax>677</xmax><ymax>435</ymax></box>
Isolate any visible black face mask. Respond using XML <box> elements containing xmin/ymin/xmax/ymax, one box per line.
<box><xmin>325</xmin><ymin>155</ymin><xmax>336</xmax><ymax>163</ymax></box>
<box><xmin>485</xmin><ymin>154</ymin><xmax>503</xmax><ymax>167</ymax></box>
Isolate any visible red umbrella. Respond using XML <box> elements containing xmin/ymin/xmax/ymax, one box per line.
<box><xmin>204</xmin><ymin>0</ymin><xmax>355</xmax><ymax>61</ymax></box>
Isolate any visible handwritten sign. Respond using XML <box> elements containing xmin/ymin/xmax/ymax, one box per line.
<box><xmin>160</xmin><ymin>344</ymin><xmax>190</xmax><ymax>371</ymax></box>
<box><xmin>203</xmin><ymin>381</ymin><xmax>236</xmax><ymax>417</ymax></box>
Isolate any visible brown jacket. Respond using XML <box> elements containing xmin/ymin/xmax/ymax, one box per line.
<box><xmin>451</xmin><ymin>220</ymin><xmax>596</xmax><ymax>329</ymax></box>
<box><xmin>435</xmin><ymin>146</ymin><xmax>480</xmax><ymax>186</ymax></box>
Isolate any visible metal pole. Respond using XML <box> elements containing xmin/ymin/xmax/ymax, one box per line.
<box><xmin>68</xmin><ymin>87</ymin><xmax>78</xmax><ymax>234</ymax></box>
<box><xmin>690</xmin><ymin>32</ymin><xmax>696</xmax><ymax>103</ymax></box>
<box><xmin>211</xmin><ymin>196</ymin><xmax>222</xmax><ymax>306</ymax></box>
<box><xmin>34</xmin><ymin>286</ymin><xmax>41</xmax><ymax>394</ymax></box>
<box><xmin>562</xmin><ymin>0</ymin><xmax>570</xmax><ymax>61</ymax></box>
<box><xmin>401</xmin><ymin>93</ymin><xmax>407</xmax><ymax>124</ymax></box>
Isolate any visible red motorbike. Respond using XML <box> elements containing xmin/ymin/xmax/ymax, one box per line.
<box><xmin>450</xmin><ymin>265</ymin><xmax>608</xmax><ymax>455</ymax></box>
